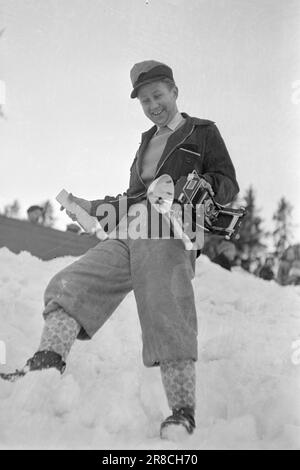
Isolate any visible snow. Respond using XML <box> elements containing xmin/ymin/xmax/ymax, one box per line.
<box><xmin>0</xmin><ymin>247</ymin><xmax>300</xmax><ymax>450</ymax></box>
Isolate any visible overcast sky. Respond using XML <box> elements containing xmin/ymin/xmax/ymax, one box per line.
<box><xmin>1</xmin><ymin>0</ymin><xmax>300</xmax><ymax>243</ymax></box>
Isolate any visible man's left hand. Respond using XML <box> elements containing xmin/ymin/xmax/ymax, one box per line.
<box><xmin>197</xmin><ymin>177</ymin><xmax>215</xmax><ymax>197</ymax></box>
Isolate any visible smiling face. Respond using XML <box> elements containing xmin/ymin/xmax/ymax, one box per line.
<box><xmin>137</xmin><ymin>80</ymin><xmax>179</xmax><ymax>127</ymax></box>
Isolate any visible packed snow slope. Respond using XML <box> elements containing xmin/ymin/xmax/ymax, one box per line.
<box><xmin>0</xmin><ymin>247</ymin><xmax>300</xmax><ymax>450</ymax></box>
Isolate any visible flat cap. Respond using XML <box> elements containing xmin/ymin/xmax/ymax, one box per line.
<box><xmin>27</xmin><ymin>205</ymin><xmax>43</xmax><ymax>213</ymax></box>
<box><xmin>130</xmin><ymin>60</ymin><xmax>174</xmax><ymax>98</ymax></box>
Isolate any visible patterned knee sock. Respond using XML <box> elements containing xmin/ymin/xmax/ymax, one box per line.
<box><xmin>38</xmin><ymin>309</ymin><xmax>80</xmax><ymax>361</ymax></box>
<box><xmin>160</xmin><ymin>359</ymin><xmax>196</xmax><ymax>411</ymax></box>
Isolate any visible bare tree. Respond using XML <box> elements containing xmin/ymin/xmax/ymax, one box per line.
<box><xmin>40</xmin><ymin>200</ymin><xmax>56</xmax><ymax>227</ymax></box>
<box><xmin>2</xmin><ymin>199</ymin><xmax>21</xmax><ymax>219</ymax></box>
<box><xmin>234</xmin><ymin>186</ymin><xmax>266</xmax><ymax>259</ymax></box>
<box><xmin>272</xmin><ymin>197</ymin><xmax>293</xmax><ymax>258</ymax></box>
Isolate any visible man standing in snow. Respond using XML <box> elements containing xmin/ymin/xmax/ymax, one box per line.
<box><xmin>2</xmin><ymin>61</ymin><xmax>239</xmax><ymax>438</ymax></box>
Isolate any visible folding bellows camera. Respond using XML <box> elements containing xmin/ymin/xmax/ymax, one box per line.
<box><xmin>174</xmin><ymin>171</ymin><xmax>246</xmax><ymax>240</ymax></box>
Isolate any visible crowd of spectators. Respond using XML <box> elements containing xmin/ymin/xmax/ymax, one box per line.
<box><xmin>204</xmin><ymin>234</ymin><xmax>300</xmax><ymax>287</ymax></box>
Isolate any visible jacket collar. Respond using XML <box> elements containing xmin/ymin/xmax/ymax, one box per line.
<box><xmin>136</xmin><ymin>113</ymin><xmax>215</xmax><ymax>180</ymax></box>
<box><xmin>140</xmin><ymin>113</ymin><xmax>214</xmax><ymax>142</ymax></box>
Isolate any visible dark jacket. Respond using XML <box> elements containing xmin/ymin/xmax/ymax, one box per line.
<box><xmin>259</xmin><ymin>265</ymin><xmax>274</xmax><ymax>281</ymax></box>
<box><xmin>90</xmin><ymin>113</ymin><xmax>239</xmax><ymax>229</ymax></box>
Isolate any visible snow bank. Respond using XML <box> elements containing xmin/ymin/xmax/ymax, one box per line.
<box><xmin>0</xmin><ymin>247</ymin><xmax>299</xmax><ymax>449</ymax></box>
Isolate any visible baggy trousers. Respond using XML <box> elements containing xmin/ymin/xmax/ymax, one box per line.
<box><xmin>43</xmin><ymin>237</ymin><xmax>198</xmax><ymax>367</ymax></box>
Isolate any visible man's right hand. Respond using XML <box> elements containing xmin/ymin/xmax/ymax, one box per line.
<box><xmin>60</xmin><ymin>194</ymin><xmax>92</xmax><ymax>221</ymax></box>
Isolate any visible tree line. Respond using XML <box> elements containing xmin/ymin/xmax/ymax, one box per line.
<box><xmin>0</xmin><ymin>200</ymin><xmax>56</xmax><ymax>228</ymax></box>
<box><xmin>233</xmin><ymin>187</ymin><xmax>294</xmax><ymax>260</ymax></box>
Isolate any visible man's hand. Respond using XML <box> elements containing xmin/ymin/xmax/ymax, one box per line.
<box><xmin>60</xmin><ymin>194</ymin><xmax>92</xmax><ymax>222</ymax></box>
<box><xmin>197</xmin><ymin>177</ymin><xmax>215</xmax><ymax>197</ymax></box>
